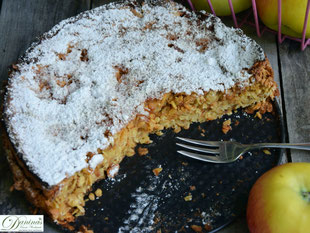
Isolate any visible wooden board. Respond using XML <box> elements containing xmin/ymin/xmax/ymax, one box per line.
<box><xmin>278</xmin><ymin>40</ymin><xmax>310</xmax><ymax>162</ymax></box>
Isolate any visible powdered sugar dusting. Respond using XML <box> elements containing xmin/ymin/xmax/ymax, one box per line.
<box><xmin>201</xmin><ymin>209</ymin><xmax>222</xmax><ymax>225</ymax></box>
<box><xmin>107</xmin><ymin>164</ymin><xmax>120</xmax><ymax>178</ymax></box>
<box><xmin>5</xmin><ymin>0</ymin><xmax>265</xmax><ymax>186</ymax></box>
<box><xmin>89</xmin><ymin>154</ymin><xmax>104</xmax><ymax>170</ymax></box>
<box><xmin>118</xmin><ymin>183</ymin><xmax>160</xmax><ymax>233</ymax></box>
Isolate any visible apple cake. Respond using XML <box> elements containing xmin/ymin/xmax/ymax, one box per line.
<box><xmin>2</xmin><ymin>0</ymin><xmax>278</xmax><ymax>228</ymax></box>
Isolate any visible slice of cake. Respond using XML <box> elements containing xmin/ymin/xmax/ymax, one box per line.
<box><xmin>3</xmin><ymin>0</ymin><xmax>278</xmax><ymax>227</ymax></box>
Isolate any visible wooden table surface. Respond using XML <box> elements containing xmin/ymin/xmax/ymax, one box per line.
<box><xmin>0</xmin><ymin>0</ymin><xmax>309</xmax><ymax>232</ymax></box>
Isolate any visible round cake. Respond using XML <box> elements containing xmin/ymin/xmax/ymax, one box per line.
<box><xmin>3</xmin><ymin>0</ymin><xmax>277</xmax><ymax>226</ymax></box>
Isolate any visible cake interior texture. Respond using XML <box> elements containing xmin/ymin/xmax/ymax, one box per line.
<box><xmin>2</xmin><ymin>0</ymin><xmax>278</xmax><ymax>226</ymax></box>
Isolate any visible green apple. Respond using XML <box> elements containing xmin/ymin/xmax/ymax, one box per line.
<box><xmin>247</xmin><ymin>163</ymin><xmax>310</xmax><ymax>233</ymax></box>
<box><xmin>256</xmin><ymin>0</ymin><xmax>310</xmax><ymax>38</ymax></box>
<box><xmin>191</xmin><ymin>0</ymin><xmax>252</xmax><ymax>16</ymax></box>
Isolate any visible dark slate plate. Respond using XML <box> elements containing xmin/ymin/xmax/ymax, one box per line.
<box><xmin>0</xmin><ymin>101</ymin><xmax>284</xmax><ymax>233</ymax></box>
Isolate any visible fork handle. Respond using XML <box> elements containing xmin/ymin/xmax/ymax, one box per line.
<box><xmin>247</xmin><ymin>143</ymin><xmax>310</xmax><ymax>151</ymax></box>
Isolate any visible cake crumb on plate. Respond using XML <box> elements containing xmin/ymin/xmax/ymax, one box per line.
<box><xmin>222</xmin><ymin>119</ymin><xmax>232</xmax><ymax>134</ymax></box>
<box><xmin>152</xmin><ymin>167</ymin><xmax>163</xmax><ymax>176</ymax></box>
<box><xmin>137</xmin><ymin>147</ymin><xmax>149</xmax><ymax>156</ymax></box>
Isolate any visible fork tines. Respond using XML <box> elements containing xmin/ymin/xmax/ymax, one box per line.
<box><xmin>176</xmin><ymin>137</ymin><xmax>222</xmax><ymax>163</ymax></box>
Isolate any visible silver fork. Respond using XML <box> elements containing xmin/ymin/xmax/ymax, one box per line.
<box><xmin>176</xmin><ymin>137</ymin><xmax>310</xmax><ymax>163</ymax></box>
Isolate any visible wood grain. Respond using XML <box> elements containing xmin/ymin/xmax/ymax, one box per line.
<box><xmin>278</xmin><ymin>40</ymin><xmax>310</xmax><ymax>162</ymax></box>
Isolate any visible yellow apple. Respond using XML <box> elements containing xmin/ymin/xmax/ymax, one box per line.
<box><xmin>191</xmin><ymin>0</ymin><xmax>252</xmax><ymax>16</ymax></box>
<box><xmin>247</xmin><ymin>163</ymin><xmax>310</xmax><ymax>233</ymax></box>
<box><xmin>256</xmin><ymin>0</ymin><xmax>310</xmax><ymax>38</ymax></box>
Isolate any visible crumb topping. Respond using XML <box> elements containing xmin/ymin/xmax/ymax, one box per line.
<box><xmin>5</xmin><ymin>0</ymin><xmax>265</xmax><ymax>186</ymax></box>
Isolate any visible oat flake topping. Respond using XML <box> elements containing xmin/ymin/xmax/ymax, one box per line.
<box><xmin>5</xmin><ymin>0</ymin><xmax>265</xmax><ymax>186</ymax></box>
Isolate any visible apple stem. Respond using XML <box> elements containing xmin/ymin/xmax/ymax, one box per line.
<box><xmin>302</xmin><ymin>191</ymin><xmax>310</xmax><ymax>203</ymax></box>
